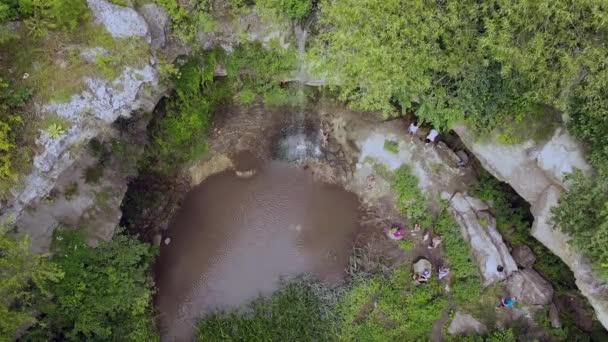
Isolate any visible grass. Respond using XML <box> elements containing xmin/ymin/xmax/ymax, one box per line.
<box><xmin>383</xmin><ymin>140</ymin><xmax>399</xmax><ymax>153</ymax></box>
<box><xmin>391</xmin><ymin>166</ymin><xmax>432</xmax><ymax>227</ymax></box>
<box><xmin>338</xmin><ymin>269</ymin><xmax>447</xmax><ymax>341</ymax></box>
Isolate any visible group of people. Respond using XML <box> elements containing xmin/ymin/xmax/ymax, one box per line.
<box><xmin>387</xmin><ymin>224</ymin><xmax>448</xmax><ymax>283</ymax></box>
<box><xmin>390</xmin><ymin>224</ymin><xmax>517</xmax><ymax>308</ymax></box>
<box><xmin>408</xmin><ymin>121</ymin><xmax>438</xmax><ymax>144</ymax></box>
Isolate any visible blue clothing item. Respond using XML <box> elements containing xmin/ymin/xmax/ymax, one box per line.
<box><xmin>504</xmin><ymin>297</ymin><xmax>515</xmax><ymax>307</ymax></box>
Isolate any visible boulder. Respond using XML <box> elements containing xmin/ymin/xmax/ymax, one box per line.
<box><xmin>549</xmin><ymin>303</ymin><xmax>562</xmax><ymax>329</ymax></box>
<box><xmin>512</xmin><ymin>245</ymin><xmax>536</xmax><ymax>269</ymax></box>
<box><xmin>506</xmin><ymin>269</ymin><xmax>554</xmax><ymax>305</ymax></box>
<box><xmin>87</xmin><ymin>0</ymin><xmax>150</xmax><ymax>41</ymax></box>
<box><xmin>448</xmin><ymin>311</ymin><xmax>487</xmax><ymax>336</ymax></box>
<box><xmin>449</xmin><ymin>193</ymin><xmax>518</xmax><ymax>285</ymax></box>
<box><xmin>413</xmin><ymin>258</ymin><xmax>432</xmax><ymax>275</ymax></box>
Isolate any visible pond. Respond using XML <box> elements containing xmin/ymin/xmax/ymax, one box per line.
<box><xmin>154</xmin><ymin>160</ymin><xmax>362</xmax><ymax>340</ymax></box>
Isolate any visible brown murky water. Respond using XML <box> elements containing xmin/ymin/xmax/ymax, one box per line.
<box><xmin>155</xmin><ymin>161</ymin><xmax>362</xmax><ymax>341</ymax></box>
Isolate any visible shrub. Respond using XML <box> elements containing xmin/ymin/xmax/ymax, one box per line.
<box><xmin>0</xmin><ymin>78</ymin><xmax>32</xmax><ymax>192</ymax></box>
<box><xmin>45</xmin><ymin>123</ymin><xmax>64</xmax><ymax>138</ymax></box>
<box><xmin>486</xmin><ymin>328</ymin><xmax>516</xmax><ymax>342</ymax></box>
<box><xmin>18</xmin><ymin>0</ymin><xmax>89</xmax><ymax>34</ymax></box>
<box><xmin>197</xmin><ymin>281</ymin><xmax>336</xmax><ymax>341</ymax></box>
<box><xmin>337</xmin><ymin>269</ymin><xmax>447</xmax><ymax>340</ymax></box>
<box><xmin>26</xmin><ymin>230</ymin><xmax>157</xmax><ymax>341</ymax></box>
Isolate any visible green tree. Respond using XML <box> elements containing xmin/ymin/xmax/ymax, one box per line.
<box><xmin>552</xmin><ymin>170</ymin><xmax>608</xmax><ymax>278</ymax></box>
<box><xmin>317</xmin><ymin>0</ymin><xmax>608</xmax><ymax>136</ymax></box>
<box><xmin>147</xmin><ymin>54</ymin><xmax>228</xmax><ymax>175</ymax></box>
<box><xmin>0</xmin><ymin>224</ymin><xmax>62</xmax><ymax>340</ymax></box>
<box><xmin>27</xmin><ymin>230</ymin><xmax>157</xmax><ymax>341</ymax></box>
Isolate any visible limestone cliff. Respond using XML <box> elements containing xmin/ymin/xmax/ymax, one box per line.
<box><xmin>454</xmin><ymin>125</ymin><xmax>608</xmax><ymax>329</ymax></box>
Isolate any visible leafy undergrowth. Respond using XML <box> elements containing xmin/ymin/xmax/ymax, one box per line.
<box><xmin>337</xmin><ymin>270</ymin><xmax>447</xmax><ymax>341</ymax></box>
<box><xmin>197</xmin><ymin>280</ymin><xmax>337</xmax><ymax>341</ymax></box>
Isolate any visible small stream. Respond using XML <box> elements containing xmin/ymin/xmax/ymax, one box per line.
<box><xmin>155</xmin><ymin>160</ymin><xmax>362</xmax><ymax>340</ymax></box>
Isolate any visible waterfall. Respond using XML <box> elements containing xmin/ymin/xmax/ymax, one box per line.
<box><xmin>273</xmin><ymin>17</ymin><xmax>323</xmax><ymax>163</ymax></box>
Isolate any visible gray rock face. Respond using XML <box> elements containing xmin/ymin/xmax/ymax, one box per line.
<box><xmin>138</xmin><ymin>4</ymin><xmax>169</xmax><ymax>49</ymax></box>
<box><xmin>454</xmin><ymin>124</ymin><xmax>608</xmax><ymax>329</ymax></box>
<box><xmin>537</xmin><ymin>128</ymin><xmax>592</xmax><ymax>184</ymax></box>
<box><xmin>512</xmin><ymin>245</ymin><xmax>536</xmax><ymax>269</ymax></box>
<box><xmin>87</xmin><ymin>0</ymin><xmax>150</xmax><ymax>41</ymax></box>
<box><xmin>44</xmin><ymin>66</ymin><xmax>157</xmax><ymax>123</ymax></box>
<box><xmin>448</xmin><ymin>193</ymin><xmax>518</xmax><ymax>286</ymax></box>
<box><xmin>506</xmin><ymin>269</ymin><xmax>554</xmax><ymax>306</ymax></box>
<box><xmin>448</xmin><ymin>311</ymin><xmax>487</xmax><ymax>336</ymax></box>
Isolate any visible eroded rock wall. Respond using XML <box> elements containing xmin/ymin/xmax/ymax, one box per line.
<box><xmin>454</xmin><ymin>125</ymin><xmax>608</xmax><ymax>329</ymax></box>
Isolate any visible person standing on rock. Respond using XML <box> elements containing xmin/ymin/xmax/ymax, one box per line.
<box><xmin>425</xmin><ymin>128</ymin><xmax>439</xmax><ymax>144</ymax></box>
<box><xmin>408</xmin><ymin>121</ymin><xmax>419</xmax><ymax>136</ymax></box>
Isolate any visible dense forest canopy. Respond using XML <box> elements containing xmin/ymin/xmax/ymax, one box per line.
<box><xmin>1</xmin><ymin>0</ymin><xmax>608</xmax><ymax>340</ymax></box>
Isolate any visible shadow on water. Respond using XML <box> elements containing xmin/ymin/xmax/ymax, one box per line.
<box><xmin>154</xmin><ymin>161</ymin><xmax>362</xmax><ymax>341</ymax></box>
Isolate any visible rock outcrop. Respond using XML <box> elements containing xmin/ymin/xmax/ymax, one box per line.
<box><xmin>139</xmin><ymin>3</ymin><xmax>170</xmax><ymax>49</ymax></box>
<box><xmin>506</xmin><ymin>269</ymin><xmax>554</xmax><ymax>305</ymax></box>
<box><xmin>447</xmin><ymin>193</ymin><xmax>518</xmax><ymax>285</ymax></box>
<box><xmin>448</xmin><ymin>311</ymin><xmax>487</xmax><ymax>336</ymax></box>
<box><xmin>454</xmin><ymin>124</ymin><xmax>608</xmax><ymax>329</ymax></box>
